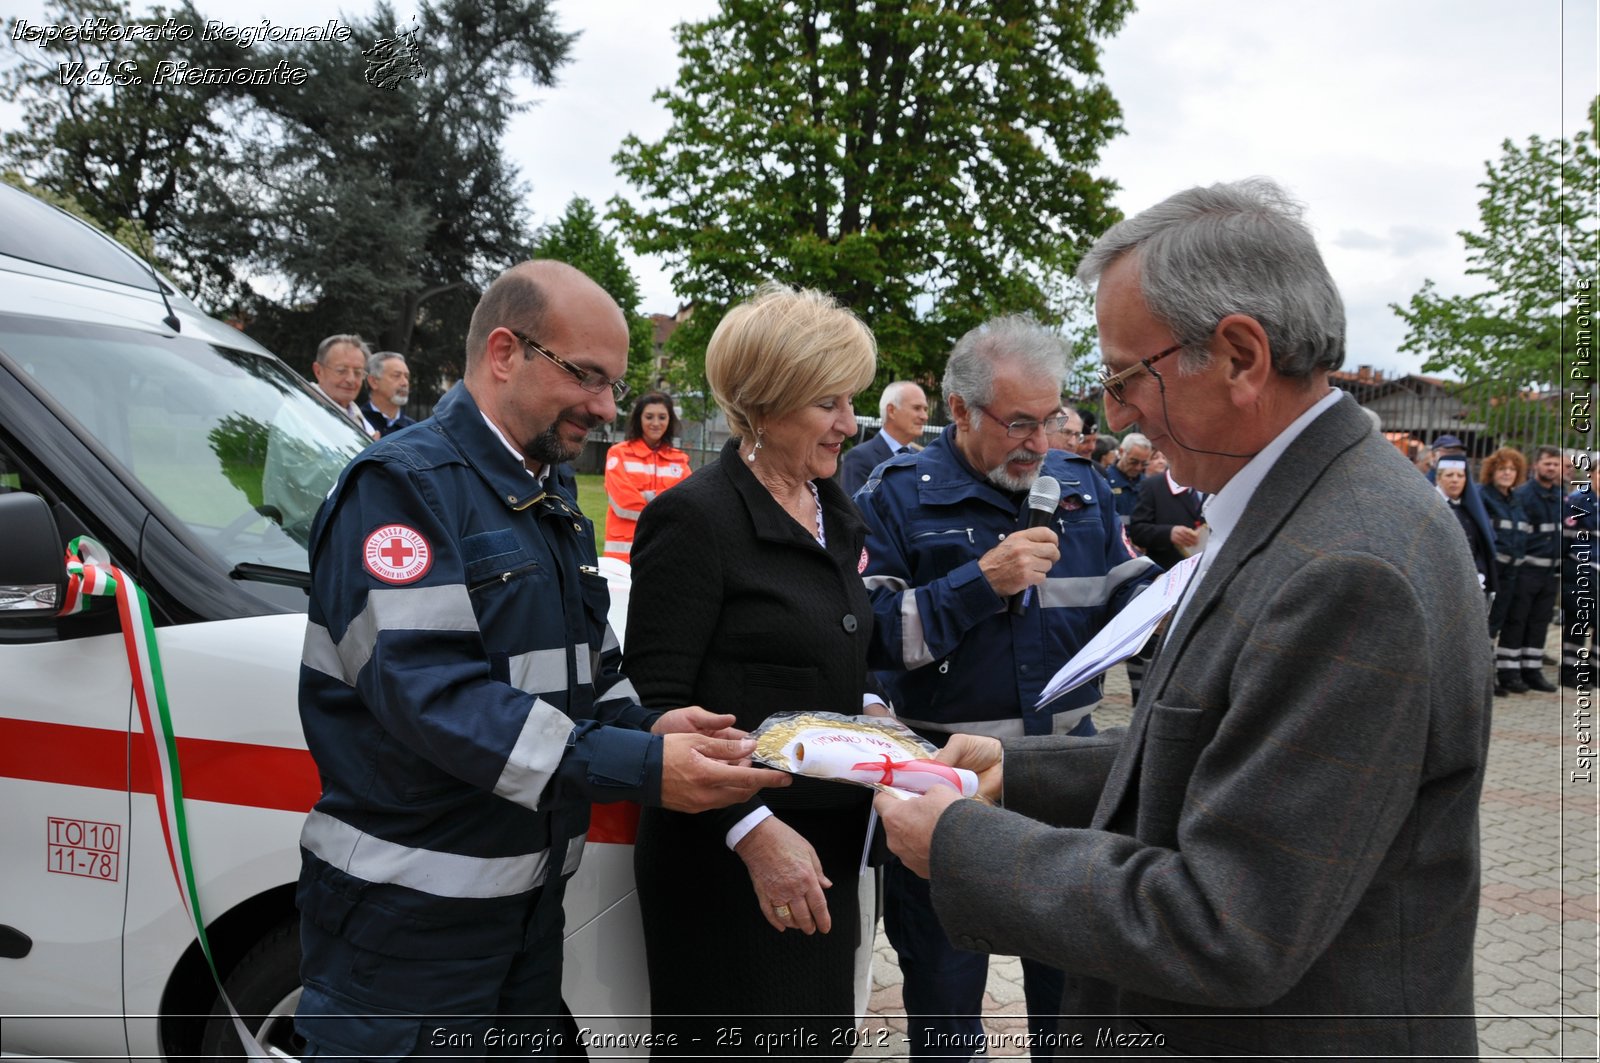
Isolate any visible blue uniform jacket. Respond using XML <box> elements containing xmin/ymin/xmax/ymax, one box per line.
<box><xmin>297</xmin><ymin>384</ymin><xmax>662</xmax><ymax>959</ymax></box>
<box><xmin>854</xmin><ymin>430</ymin><xmax>1157</xmax><ymax>737</ymax></box>
<box><xmin>1517</xmin><ymin>478</ymin><xmax>1564</xmax><ymax>577</ymax></box>
<box><xmin>1482</xmin><ymin>486</ymin><xmax>1529</xmax><ymax>568</ymax></box>
<box><xmin>1103</xmin><ymin>464</ymin><xmax>1141</xmax><ymax>523</ymax></box>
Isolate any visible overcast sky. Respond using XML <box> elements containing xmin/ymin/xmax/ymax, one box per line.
<box><xmin>4</xmin><ymin>0</ymin><xmax>1594</xmax><ymax>377</ymax></box>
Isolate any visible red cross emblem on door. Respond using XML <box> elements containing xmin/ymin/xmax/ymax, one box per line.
<box><xmin>363</xmin><ymin>524</ymin><xmax>433</xmax><ymax>584</ymax></box>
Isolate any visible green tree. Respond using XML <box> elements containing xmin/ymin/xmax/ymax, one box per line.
<box><xmin>216</xmin><ymin>0</ymin><xmax>575</xmax><ymax>396</ymax></box>
<box><xmin>530</xmin><ymin>197</ymin><xmax>658</xmax><ymax>403</ymax></box>
<box><xmin>1393</xmin><ymin>98</ymin><xmax>1599</xmax><ymax>392</ymax></box>
<box><xmin>2</xmin><ymin>0</ymin><xmax>575</xmax><ymax>402</ymax></box>
<box><xmin>610</xmin><ymin>0</ymin><xmax>1131</xmax><ymax>396</ymax></box>
<box><xmin>1</xmin><ymin>0</ymin><xmax>247</xmax><ymax>304</ymax></box>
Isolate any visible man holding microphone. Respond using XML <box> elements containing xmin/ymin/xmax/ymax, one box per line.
<box><xmin>854</xmin><ymin>315</ymin><xmax>1155</xmax><ymax>1060</ymax></box>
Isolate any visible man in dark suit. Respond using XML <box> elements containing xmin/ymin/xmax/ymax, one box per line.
<box><xmin>839</xmin><ymin>380</ymin><xmax>928</xmax><ymax>495</ymax></box>
<box><xmin>874</xmin><ymin>178</ymin><xmax>1491</xmax><ymax>1058</ymax></box>
<box><xmin>1127</xmin><ymin>468</ymin><xmax>1205</xmax><ymax>570</ymax></box>
<box><xmin>359</xmin><ymin>350</ymin><xmax>418</xmax><ymax>437</ymax></box>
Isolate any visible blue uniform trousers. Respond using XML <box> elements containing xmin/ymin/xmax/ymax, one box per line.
<box><xmin>1500</xmin><ymin>569</ymin><xmax>1559</xmax><ymax>674</ymax></box>
<box><xmin>1487</xmin><ymin>561</ymin><xmax>1520</xmax><ymax>637</ymax></box>
<box><xmin>296</xmin><ymin>880</ymin><xmax>581</xmax><ymax>1061</ymax></box>
<box><xmin>885</xmin><ymin>859</ymin><xmax>1063</xmax><ymax>1062</ymax></box>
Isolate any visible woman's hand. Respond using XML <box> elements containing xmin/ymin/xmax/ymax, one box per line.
<box><xmin>652</xmin><ymin>706</ymin><xmax>745</xmax><ymax>740</ymax></box>
<box><xmin>734</xmin><ymin>816</ymin><xmax>833</xmax><ymax>935</ymax></box>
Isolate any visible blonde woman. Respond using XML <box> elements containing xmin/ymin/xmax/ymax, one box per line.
<box><xmin>624</xmin><ymin>283</ymin><xmax>877</xmax><ymax>1057</ymax></box>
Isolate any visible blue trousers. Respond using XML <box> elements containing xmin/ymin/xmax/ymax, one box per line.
<box><xmin>295</xmin><ymin>912</ymin><xmax>581</xmax><ymax>1061</ymax></box>
<box><xmin>884</xmin><ymin>858</ymin><xmax>1064</xmax><ymax>1062</ymax></box>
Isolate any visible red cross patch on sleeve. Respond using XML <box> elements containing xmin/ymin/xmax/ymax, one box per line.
<box><xmin>363</xmin><ymin>524</ymin><xmax>434</xmax><ymax>584</ymax></box>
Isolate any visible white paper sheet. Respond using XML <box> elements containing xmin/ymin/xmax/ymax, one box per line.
<box><xmin>1034</xmin><ymin>552</ymin><xmax>1204</xmax><ymax>708</ymax></box>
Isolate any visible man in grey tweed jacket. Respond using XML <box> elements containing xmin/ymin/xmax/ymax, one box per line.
<box><xmin>875</xmin><ymin>179</ymin><xmax>1492</xmax><ymax>1059</ymax></box>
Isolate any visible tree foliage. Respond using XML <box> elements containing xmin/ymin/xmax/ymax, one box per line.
<box><xmin>2</xmin><ymin>0</ymin><xmax>574</xmax><ymax>401</ymax></box>
<box><xmin>1</xmin><ymin>0</ymin><xmax>245</xmax><ymax>305</ymax></box>
<box><xmin>1394</xmin><ymin>97</ymin><xmax>1599</xmax><ymax>391</ymax></box>
<box><xmin>529</xmin><ymin>197</ymin><xmax>657</xmax><ymax>403</ymax></box>
<box><xmin>610</xmin><ymin>0</ymin><xmax>1131</xmax><ymax>403</ymax></box>
<box><xmin>203</xmin><ymin>0</ymin><xmax>573</xmax><ymax>395</ymax></box>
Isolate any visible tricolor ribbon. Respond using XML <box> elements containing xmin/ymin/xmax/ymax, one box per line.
<box><xmin>60</xmin><ymin>537</ymin><xmax>275</xmax><ymax>1060</ymax></box>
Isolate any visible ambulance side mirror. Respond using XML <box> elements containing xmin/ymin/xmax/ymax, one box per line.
<box><xmin>0</xmin><ymin>492</ymin><xmax>67</xmax><ymax>617</ymax></box>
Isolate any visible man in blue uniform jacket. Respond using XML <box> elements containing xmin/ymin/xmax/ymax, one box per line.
<box><xmin>855</xmin><ymin>315</ymin><xmax>1157</xmax><ymax>1060</ymax></box>
<box><xmin>294</xmin><ymin>260</ymin><xmax>788</xmax><ymax>1059</ymax></box>
<box><xmin>1101</xmin><ymin>431</ymin><xmax>1153</xmax><ymax>526</ymax></box>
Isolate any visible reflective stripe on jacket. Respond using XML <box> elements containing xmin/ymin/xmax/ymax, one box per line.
<box><xmin>855</xmin><ymin>430</ymin><xmax>1157</xmax><ymax>737</ymax></box>
<box><xmin>298</xmin><ymin>384</ymin><xmax>663</xmax><ymax>956</ymax></box>
<box><xmin>603</xmin><ymin>437</ymin><xmax>691</xmax><ymax>560</ymax></box>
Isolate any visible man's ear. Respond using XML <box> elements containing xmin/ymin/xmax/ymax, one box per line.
<box><xmin>946</xmin><ymin>393</ymin><xmax>969</xmax><ymax>425</ymax></box>
<box><xmin>483</xmin><ymin>327</ymin><xmax>521</xmax><ymax>383</ymax></box>
<box><xmin>1215</xmin><ymin>314</ymin><xmax>1273</xmax><ymax>406</ymax></box>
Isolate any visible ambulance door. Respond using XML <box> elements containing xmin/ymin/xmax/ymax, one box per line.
<box><xmin>0</xmin><ymin>438</ymin><xmax>140</xmax><ymax>1057</ymax></box>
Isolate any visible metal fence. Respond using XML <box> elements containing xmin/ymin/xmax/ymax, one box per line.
<box><xmin>1327</xmin><ymin>372</ymin><xmax>1575</xmax><ymax>459</ymax></box>
<box><xmin>563</xmin><ymin>372</ymin><xmax>1580</xmax><ymax>475</ymax></box>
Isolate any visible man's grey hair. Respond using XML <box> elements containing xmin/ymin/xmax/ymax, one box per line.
<box><xmin>367</xmin><ymin>350</ymin><xmax>406</xmax><ymax>376</ymax></box>
<box><xmin>1119</xmin><ymin>432</ymin><xmax>1153</xmax><ymax>453</ymax></box>
<box><xmin>942</xmin><ymin>315</ymin><xmax>1068</xmax><ymax>415</ymax></box>
<box><xmin>316</xmin><ymin>333</ymin><xmax>372</xmax><ymax>364</ymax></box>
<box><xmin>1076</xmin><ymin>177</ymin><xmax>1345</xmax><ymax>379</ymax></box>
<box><xmin>879</xmin><ymin>380</ymin><xmax>921</xmax><ymax>419</ymax></box>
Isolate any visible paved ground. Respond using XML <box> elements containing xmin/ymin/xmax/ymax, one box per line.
<box><xmin>858</xmin><ymin>642</ymin><xmax>1600</xmax><ymax>1060</ymax></box>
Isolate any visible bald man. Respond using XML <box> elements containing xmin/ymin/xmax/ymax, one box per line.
<box><xmin>294</xmin><ymin>261</ymin><xmax>789</xmax><ymax>1058</ymax></box>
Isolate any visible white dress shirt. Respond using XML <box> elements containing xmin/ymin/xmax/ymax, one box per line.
<box><xmin>1169</xmin><ymin>388</ymin><xmax>1342</xmax><ymax>631</ymax></box>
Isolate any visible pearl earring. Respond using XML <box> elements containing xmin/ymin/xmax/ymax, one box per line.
<box><xmin>747</xmin><ymin>428</ymin><xmax>764</xmax><ymax>462</ymax></box>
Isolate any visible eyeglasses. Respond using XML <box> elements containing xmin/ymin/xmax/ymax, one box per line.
<box><xmin>325</xmin><ymin>365</ymin><xmax>366</xmax><ymax>380</ymax></box>
<box><xmin>1056</xmin><ymin>430</ymin><xmax>1085</xmax><ymax>444</ymax></box>
<box><xmin>1099</xmin><ymin>344</ymin><xmax>1182</xmax><ymax>406</ymax></box>
<box><xmin>976</xmin><ymin>405</ymin><xmax>1072</xmax><ymax>439</ymax></box>
<box><xmin>511</xmin><ymin>330</ymin><xmax>630</xmax><ymax>403</ymax></box>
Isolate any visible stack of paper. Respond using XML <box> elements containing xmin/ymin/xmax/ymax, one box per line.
<box><xmin>1035</xmin><ymin>553</ymin><xmax>1203</xmax><ymax>708</ymax></box>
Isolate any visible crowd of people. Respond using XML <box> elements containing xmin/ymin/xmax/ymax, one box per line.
<box><xmin>285</xmin><ymin>177</ymin><xmax>1590</xmax><ymax>1061</ymax></box>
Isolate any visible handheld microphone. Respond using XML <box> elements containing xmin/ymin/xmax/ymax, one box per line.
<box><xmin>1009</xmin><ymin>475</ymin><xmax>1061</xmax><ymax>615</ymax></box>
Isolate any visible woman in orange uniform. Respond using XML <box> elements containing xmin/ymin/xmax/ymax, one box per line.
<box><xmin>603</xmin><ymin>391</ymin><xmax>691</xmax><ymax>561</ymax></box>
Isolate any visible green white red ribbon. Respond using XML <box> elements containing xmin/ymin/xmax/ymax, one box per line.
<box><xmin>60</xmin><ymin>537</ymin><xmax>274</xmax><ymax>1060</ymax></box>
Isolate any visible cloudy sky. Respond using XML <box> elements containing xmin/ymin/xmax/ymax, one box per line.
<box><xmin>4</xmin><ymin>0</ymin><xmax>1594</xmax><ymax>377</ymax></box>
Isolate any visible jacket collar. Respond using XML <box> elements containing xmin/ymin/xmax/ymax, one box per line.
<box><xmin>433</xmin><ymin>384</ymin><xmax>576</xmax><ymax>510</ymax></box>
<box><xmin>717</xmin><ymin>438</ymin><xmax>865</xmax><ymax>548</ymax></box>
<box><xmin>913</xmin><ymin>429</ymin><xmax>1101</xmax><ymax>511</ymax></box>
<box><xmin>1148</xmin><ymin>392</ymin><xmax>1372</xmax><ymax>692</ymax></box>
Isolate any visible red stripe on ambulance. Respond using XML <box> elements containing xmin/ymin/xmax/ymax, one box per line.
<box><xmin>0</xmin><ymin>716</ymin><xmax>319</xmax><ymax>811</ymax></box>
<box><xmin>0</xmin><ymin>716</ymin><xmax>640</xmax><ymax>842</ymax></box>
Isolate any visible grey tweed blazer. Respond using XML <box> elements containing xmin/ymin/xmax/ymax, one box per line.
<box><xmin>930</xmin><ymin>394</ymin><xmax>1491</xmax><ymax>1059</ymax></box>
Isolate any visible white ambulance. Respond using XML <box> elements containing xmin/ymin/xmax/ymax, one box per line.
<box><xmin>0</xmin><ymin>183</ymin><xmax>874</xmax><ymax>1061</ymax></box>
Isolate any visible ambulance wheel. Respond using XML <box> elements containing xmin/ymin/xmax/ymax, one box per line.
<box><xmin>199</xmin><ymin>915</ymin><xmax>305</xmax><ymax>1060</ymax></box>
